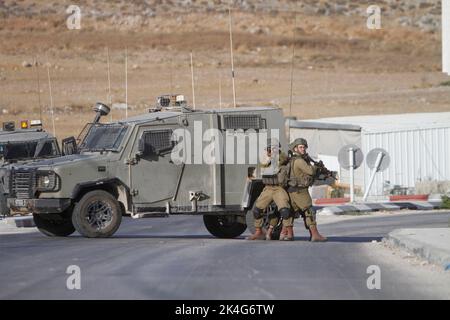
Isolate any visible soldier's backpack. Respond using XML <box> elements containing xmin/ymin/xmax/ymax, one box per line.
<box><xmin>277</xmin><ymin>161</ymin><xmax>291</xmax><ymax>188</ymax></box>
<box><xmin>283</xmin><ymin>156</ymin><xmax>315</xmax><ymax>189</ymax></box>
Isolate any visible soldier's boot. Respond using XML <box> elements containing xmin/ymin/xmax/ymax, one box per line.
<box><xmin>310</xmin><ymin>225</ymin><xmax>327</xmax><ymax>242</ymax></box>
<box><xmin>283</xmin><ymin>226</ymin><xmax>294</xmax><ymax>241</ymax></box>
<box><xmin>265</xmin><ymin>226</ymin><xmax>274</xmax><ymax>241</ymax></box>
<box><xmin>278</xmin><ymin>208</ymin><xmax>292</xmax><ymax>241</ymax></box>
<box><xmin>246</xmin><ymin>227</ymin><xmax>266</xmax><ymax>240</ymax></box>
<box><xmin>279</xmin><ymin>226</ymin><xmax>288</xmax><ymax>241</ymax></box>
<box><xmin>301</xmin><ymin>216</ymin><xmax>312</xmax><ymax>241</ymax></box>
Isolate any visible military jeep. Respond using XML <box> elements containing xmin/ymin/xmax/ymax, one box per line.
<box><xmin>0</xmin><ymin>120</ymin><xmax>61</xmax><ymax>216</ymax></box>
<box><xmin>6</xmin><ymin>101</ymin><xmax>287</xmax><ymax>238</ymax></box>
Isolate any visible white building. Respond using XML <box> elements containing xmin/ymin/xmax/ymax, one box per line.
<box><xmin>288</xmin><ymin>112</ymin><xmax>450</xmax><ymax>199</ymax></box>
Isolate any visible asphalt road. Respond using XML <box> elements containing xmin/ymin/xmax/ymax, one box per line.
<box><xmin>1</xmin><ymin>212</ymin><xmax>450</xmax><ymax>300</ymax></box>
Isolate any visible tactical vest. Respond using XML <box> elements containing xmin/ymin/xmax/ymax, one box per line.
<box><xmin>261</xmin><ymin>174</ymin><xmax>281</xmax><ymax>186</ymax></box>
<box><xmin>261</xmin><ymin>152</ymin><xmax>289</xmax><ymax>186</ymax></box>
<box><xmin>285</xmin><ymin>156</ymin><xmax>315</xmax><ymax>189</ymax></box>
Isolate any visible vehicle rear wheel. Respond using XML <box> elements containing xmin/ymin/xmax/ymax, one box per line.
<box><xmin>33</xmin><ymin>211</ymin><xmax>75</xmax><ymax>237</ymax></box>
<box><xmin>203</xmin><ymin>215</ymin><xmax>247</xmax><ymax>239</ymax></box>
<box><xmin>72</xmin><ymin>190</ymin><xmax>122</xmax><ymax>238</ymax></box>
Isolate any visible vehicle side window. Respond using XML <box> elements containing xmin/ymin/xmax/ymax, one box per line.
<box><xmin>139</xmin><ymin>129</ymin><xmax>174</xmax><ymax>157</ymax></box>
<box><xmin>37</xmin><ymin>141</ymin><xmax>54</xmax><ymax>157</ymax></box>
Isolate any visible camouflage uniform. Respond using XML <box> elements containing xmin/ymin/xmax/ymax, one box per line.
<box><xmin>247</xmin><ymin>144</ymin><xmax>292</xmax><ymax>240</ymax></box>
<box><xmin>288</xmin><ymin>138</ymin><xmax>327</xmax><ymax>242</ymax></box>
<box><xmin>287</xmin><ymin>154</ymin><xmax>317</xmax><ymax>228</ymax></box>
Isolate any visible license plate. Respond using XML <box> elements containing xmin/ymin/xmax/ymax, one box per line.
<box><xmin>14</xmin><ymin>199</ymin><xmax>26</xmax><ymax>207</ymax></box>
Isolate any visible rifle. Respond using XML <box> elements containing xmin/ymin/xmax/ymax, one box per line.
<box><xmin>305</xmin><ymin>154</ymin><xmax>338</xmax><ymax>181</ymax></box>
<box><xmin>286</xmin><ymin>151</ymin><xmax>338</xmax><ymax>181</ymax></box>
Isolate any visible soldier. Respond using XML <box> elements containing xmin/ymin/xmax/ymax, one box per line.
<box><xmin>287</xmin><ymin>138</ymin><xmax>327</xmax><ymax>242</ymax></box>
<box><xmin>247</xmin><ymin>139</ymin><xmax>292</xmax><ymax>241</ymax></box>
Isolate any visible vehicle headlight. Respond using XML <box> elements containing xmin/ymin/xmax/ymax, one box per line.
<box><xmin>36</xmin><ymin>171</ymin><xmax>60</xmax><ymax>191</ymax></box>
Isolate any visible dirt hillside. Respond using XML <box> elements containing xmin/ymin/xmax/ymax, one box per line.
<box><xmin>0</xmin><ymin>0</ymin><xmax>448</xmax><ymax>139</ymax></box>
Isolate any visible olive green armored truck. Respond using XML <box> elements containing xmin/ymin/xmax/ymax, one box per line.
<box><xmin>7</xmin><ymin>99</ymin><xmax>287</xmax><ymax>238</ymax></box>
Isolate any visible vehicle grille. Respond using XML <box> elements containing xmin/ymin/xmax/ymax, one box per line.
<box><xmin>10</xmin><ymin>170</ymin><xmax>36</xmax><ymax>199</ymax></box>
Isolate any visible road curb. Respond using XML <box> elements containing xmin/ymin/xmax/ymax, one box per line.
<box><xmin>315</xmin><ymin>200</ymin><xmax>442</xmax><ymax>215</ymax></box>
<box><xmin>0</xmin><ymin>215</ymin><xmax>35</xmax><ymax>228</ymax></box>
<box><xmin>384</xmin><ymin>228</ymin><xmax>450</xmax><ymax>270</ymax></box>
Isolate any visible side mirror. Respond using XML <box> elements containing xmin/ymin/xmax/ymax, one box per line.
<box><xmin>62</xmin><ymin>136</ymin><xmax>78</xmax><ymax>155</ymax></box>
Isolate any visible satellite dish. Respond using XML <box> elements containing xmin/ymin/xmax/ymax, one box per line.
<box><xmin>366</xmin><ymin>148</ymin><xmax>390</xmax><ymax>172</ymax></box>
<box><xmin>338</xmin><ymin>144</ymin><xmax>364</xmax><ymax>170</ymax></box>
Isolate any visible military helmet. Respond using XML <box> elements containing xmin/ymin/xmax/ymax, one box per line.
<box><xmin>290</xmin><ymin>138</ymin><xmax>308</xmax><ymax>150</ymax></box>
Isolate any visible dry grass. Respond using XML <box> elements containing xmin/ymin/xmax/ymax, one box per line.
<box><xmin>0</xmin><ymin>2</ymin><xmax>449</xmax><ymax>140</ymax></box>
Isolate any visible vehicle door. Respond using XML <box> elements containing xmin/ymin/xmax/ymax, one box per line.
<box><xmin>129</xmin><ymin>124</ymin><xmax>184</xmax><ymax>205</ymax></box>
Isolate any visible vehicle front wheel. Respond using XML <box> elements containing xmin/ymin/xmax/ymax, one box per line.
<box><xmin>203</xmin><ymin>215</ymin><xmax>247</xmax><ymax>239</ymax></box>
<box><xmin>33</xmin><ymin>211</ymin><xmax>75</xmax><ymax>237</ymax></box>
<box><xmin>72</xmin><ymin>190</ymin><xmax>122</xmax><ymax>238</ymax></box>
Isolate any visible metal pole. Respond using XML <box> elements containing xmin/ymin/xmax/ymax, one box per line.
<box><xmin>125</xmin><ymin>47</ymin><xmax>128</xmax><ymax>119</ymax></box>
<box><xmin>106</xmin><ymin>47</ymin><xmax>112</xmax><ymax>122</ymax></box>
<box><xmin>34</xmin><ymin>56</ymin><xmax>42</xmax><ymax>123</ymax></box>
<box><xmin>289</xmin><ymin>15</ymin><xmax>297</xmax><ymax>118</ymax></box>
<box><xmin>170</xmin><ymin>58</ymin><xmax>173</xmax><ymax>93</ymax></box>
<box><xmin>190</xmin><ymin>51</ymin><xmax>196</xmax><ymax>110</ymax></box>
<box><xmin>349</xmin><ymin>148</ymin><xmax>355</xmax><ymax>203</ymax></box>
<box><xmin>363</xmin><ymin>152</ymin><xmax>384</xmax><ymax>201</ymax></box>
<box><xmin>228</xmin><ymin>2</ymin><xmax>237</xmax><ymax>108</ymax></box>
<box><xmin>46</xmin><ymin>55</ymin><xmax>56</xmax><ymax>137</ymax></box>
<box><xmin>219</xmin><ymin>68</ymin><xmax>222</xmax><ymax>110</ymax></box>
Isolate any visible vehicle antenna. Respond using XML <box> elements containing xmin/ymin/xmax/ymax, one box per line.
<box><xmin>219</xmin><ymin>67</ymin><xmax>222</xmax><ymax>110</ymax></box>
<box><xmin>288</xmin><ymin>15</ymin><xmax>298</xmax><ymax>143</ymax></box>
<box><xmin>46</xmin><ymin>54</ymin><xmax>56</xmax><ymax>137</ymax></box>
<box><xmin>190</xmin><ymin>51</ymin><xmax>196</xmax><ymax>110</ymax></box>
<box><xmin>289</xmin><ymin>15</ymin><xmax>298</xmax><ymax>119</ymax></box>
<box><xmin>125</xmin><ymin>47</ymin><xmax>128</xmax><ymax>119</ymax></box>
<box><xmin>228</xmin><ymin>1</ymin><xmax>237</xmax><ymax>108</ymax></box>
<box><xmin>106</xmin><ymin>47</ymin><xmax>112</xmax><ymax>122</ymax></box>
<box><xmin>34</xmin><ymin>56</ymin><xmax>43</xmax><ymax>123</ymax></box>
<box><xmin>170</xmin><ymin>57</ymin><xmax>173</xmax><ymax>93</ymax></box>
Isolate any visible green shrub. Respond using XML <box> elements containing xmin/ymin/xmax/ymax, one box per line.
<box><xmin>441</xmin><ymin>195</ymin><xmax>450</xmax><ymax>209</ymax></box>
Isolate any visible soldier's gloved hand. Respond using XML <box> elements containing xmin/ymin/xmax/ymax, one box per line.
<box><xmin>261</xmin><ymin>155</ymin><xmax>272</xmax><ymax>166</ymax></box>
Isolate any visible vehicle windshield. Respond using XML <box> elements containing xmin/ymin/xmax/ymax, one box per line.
<box><xmin>78</xmin><ymin>123</ymin><xmax>128</xmax><ymax>152</ymax></box>
<box><xmin>0</xmin><ymin>139</ymin><xmax>60</xmax><ymax>161</ymax></box>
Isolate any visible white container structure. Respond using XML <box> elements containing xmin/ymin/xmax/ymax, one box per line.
<box><xmin>288</xmin><ymin>112</ymin><xmax>450</xmax><ymax>200</ymax></box>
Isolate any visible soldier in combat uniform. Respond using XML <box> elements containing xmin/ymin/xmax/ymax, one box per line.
<box><xmin>247</xmin><ymin>139</ymin><xmax>293</xmax><ymax>241</ymax></box>
<box><xmin>287</xmin><ymin>138</ymin><xmax>327</xmax><ymax>242</ymax></box>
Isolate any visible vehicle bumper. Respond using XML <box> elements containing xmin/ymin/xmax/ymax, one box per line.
<box><xmin>7</xmin><ymin>198</ymin><xmax>72</xmax><ymax>214</ymax></box>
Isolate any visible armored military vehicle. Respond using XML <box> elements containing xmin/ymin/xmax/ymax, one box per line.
<box><xmin>6</xmin><ymin>97</ymin><xmax>287</xmax><ymax>238</ymax></box>
<box><xmin>0</xmin><ymin>120</ymin><xmax>60</xmax><ymax>163</ymax></box>
<box><xmin>0</xmin><ymin>120</ymin><xmax>61</xmax><ymax>216</ymax></box>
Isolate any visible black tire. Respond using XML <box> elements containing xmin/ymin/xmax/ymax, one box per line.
<box><xmin>203</xmin><ymin>215</ymin><xmax>247</xmax><ymax>239</ymax></box>
<box><xmin>72</xmin><ymin>190</ymin><xmax>122</xmax><ymax>238</ymax></box>
<box><xmin>33</xmin><ymin>211</ymin><xmax>75</xmax><ymax>237</ymax></box>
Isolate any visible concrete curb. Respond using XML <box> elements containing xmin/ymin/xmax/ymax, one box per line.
<box><xmin>384</xmin><ymin>228</ymin><xmax>450</xmax><ymax>270</ymax></box>
<box><xmin>315</xmin><ymin>200</ymin><xmax>442</xmax><ymax>215</ymax></box>
<box><xmin>0</xmin><ymin>215</ymin><xmax>35</xmax><ymax>228</ymax></box>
